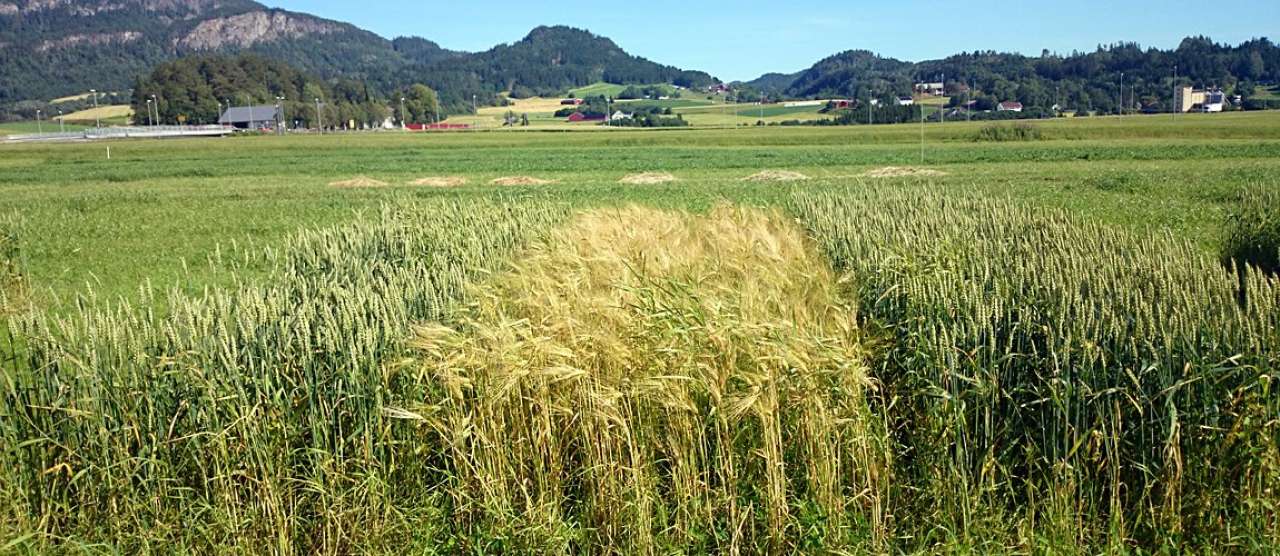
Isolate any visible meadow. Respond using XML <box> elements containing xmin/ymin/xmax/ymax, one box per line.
<box><xmin>1</xmin><ymin>112</ymin><xmax>1278</xmax><ymax>553</ymax></box>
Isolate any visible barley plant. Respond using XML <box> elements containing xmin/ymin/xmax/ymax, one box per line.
<box><xmin>402</xmin><ymin>205</ymin><xmax>890</xmax><ymax>553</ymax></box>
<box><xmin>790</xmin><ymin>186</ymin><xmax>1280</xmax><ymax>553</ymax></box>
<box><xmin>1</xmin><ymin>198</ymin><xmax>567</xmax><ymax>553</ymax></box>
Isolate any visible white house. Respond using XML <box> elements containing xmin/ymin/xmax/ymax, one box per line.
<box><xmin>915</xmin><ymin>82</ymin><xmax>945</xmax><ymax>96</ymax></box>
<box><xmin>897</xmin><ymin>96</ymin><xmax>915</xmax><ymax>106</ymax></box>
<box><xmin>997</xmin><ymin>101</ymin><xmax>1024</xmax><ymax>112</ymax></box>
<box><xmin>610</xmin><ymin>111</ymin><xmax>634</xmax><ymax>121</ymax></box>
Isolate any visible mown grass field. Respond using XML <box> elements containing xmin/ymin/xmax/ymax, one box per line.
<box><xmin>1</xmin><ymin>111</ymin><xmax>1278</xmax><ymax>554</ymax></box>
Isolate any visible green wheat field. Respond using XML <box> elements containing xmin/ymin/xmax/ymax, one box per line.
<box><xmin>1</xmin><ymin>112</ymin><xmax>1278</xmax><ymax>554</ymax></box>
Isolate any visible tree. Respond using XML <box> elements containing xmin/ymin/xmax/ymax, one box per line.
<box><xmin>402</xmin><ymin>84</ymin><xmax>440</xmax><ymax>124</ymax></box>
<box><xmin>1248</xmin><ymin>51</ymin><xmax>1266</xmax><ymax>81</ymax></box>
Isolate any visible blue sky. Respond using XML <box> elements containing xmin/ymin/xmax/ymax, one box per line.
<box><xmin>265</xmin><ymin>0</ymin><xmax>1279</xmax><ymax>82</ymax></box>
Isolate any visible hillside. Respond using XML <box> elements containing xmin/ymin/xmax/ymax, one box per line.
<box><xmin>0</xmin><ymin>2</ymin><xmax>717</xmax><ymax>112</ymax></box>
<box><xmin>750</xmin><ymin>37</ymin><xmax>1280</xmax><ymax>113</ymax></box>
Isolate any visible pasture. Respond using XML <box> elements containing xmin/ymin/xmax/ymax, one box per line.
<box><xmin>1</xmin><ymin>111</ymin><xmax>1277</xmax><ymax>554</ymax></box>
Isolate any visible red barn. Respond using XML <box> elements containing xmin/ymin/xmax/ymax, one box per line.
<box><xmin>567</xmin><ymin>112</ymin><xmax>605</xmax><ymax>122</ymax></box>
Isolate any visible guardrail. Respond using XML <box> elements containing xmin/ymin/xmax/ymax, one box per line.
<box><xmin>3</xmin><ymin>125</ymin><xmax>234</xmax><ymax>143</ymax></box>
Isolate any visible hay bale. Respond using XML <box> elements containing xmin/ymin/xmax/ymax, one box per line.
<box><xmin>491</xmin><ymin>176</ymin><xmax>556</xmax><ymax>186</ymax></box>
<box><xmin>409</xmin><ymin>176</ymin><xmax>468</xmax><ymax>187</ymax></box>
<box><xmin>859</xmin><ymin>166</ymin><xmax>948</xmax><ymax>178</ymax></box>
<box><xmin>619</xmin><ymin>172</ymin><xmax>678</xmax><ymax>185</ymax></box>
<box><xmin>329</xmin><ymin>176</ymin><xmax>388</xmax><ymax>188</ymax></box>
<box><xmin>741</xmin><ymin>170</ymin><xmax>810</xmax><ymax>182</ymax></box>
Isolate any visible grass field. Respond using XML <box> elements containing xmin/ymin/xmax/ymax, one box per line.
<box><xmin>0</xmin><ymin>121</ymin><xmax>93</xmax><ymax>135</ymax></box>
<box><xmin>58</xmin><ymin>104</ymin><xmax>133</xmax><ymax>124</ymax></box>
<box><xmin>1</xmin><ymin>111</ymin><xmax>1278</xmax><ymax>553</ymax></box>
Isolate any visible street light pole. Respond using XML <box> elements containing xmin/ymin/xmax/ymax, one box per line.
<box><xmin>277</xmin><ymin>96</ymin><xmax>286</xmax><ymax>134</ymax></box>
<box><xmin>400</xmin><ymin>97</ymin><xmax>406</xmax><ymax>129</ymax></box>
<box><xmin>58</xmin><ymin>109</ymin><xmax>64</xmax><ymax>132</ymax></box>
<box><xmin>1119</xmin><ymin>72</ymin><xmax>1124</xmax><ymax>116</ymax></box>
<box><xmin>36</xmin><ymin>110</ymin><xmax>42</xmax><ymax>134</ymax></box>
<box><xmin>150</xmin><ymin>94</ymin><xmax>158</xmax><ymax>127</ymax></box>
<box><xmin>145</xmin><ymin>99</ymin><xmax>153</xmax><ymax>127</ymax></box>
<box><xmin>90</xmin><ymin>89</ymin><xmax>100</xmax><ymax>128</ymax></box>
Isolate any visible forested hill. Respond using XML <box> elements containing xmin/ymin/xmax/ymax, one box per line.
<box><xmin>746</xmin><ymin>37</ymin><xmax>1279</xmax><ymax>113</ymax></box>
<box><xmin>0</xmin><ymin>1</ymin><xmax>716</xmax><ymax>112</ymax></box>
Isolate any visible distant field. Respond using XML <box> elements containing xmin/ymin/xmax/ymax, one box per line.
<box><xmin>51</xmin><ymin>92</ymin><xmax>93</xmax><ymax>104</ymax></box>
<box><xmin>1255</xmin><ymin>85</ymin><xmax>1280</xmax><ymax>100</ymax></box>
<box><xmin>2</xmin><ymin>110</ymin><xmax>1278</xmax><ymax>306</ymax></box>
<box><xmin>60</xmin><ymin>104</ymin><xmax>133</xmax><ymax>124</ymax></box>
<box><xmin>0</xmin><ymin>121</ymin><xmax>92</xmax><ymax>135</ymax></box>
<box><xmin>569</xmin><ymin>82</ymin><xmax>629</xmax><ymax>98</ymax></box>
<box><xmin>914</xmin><ymin>94</ymin><xmax>951</xmax><ymax>106</ymax></box>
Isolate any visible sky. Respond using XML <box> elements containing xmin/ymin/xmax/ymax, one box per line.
<box><xmin>265</xmin><ymin>0</ymin><xmax>1280</xmax><ymax>82</ymax></box>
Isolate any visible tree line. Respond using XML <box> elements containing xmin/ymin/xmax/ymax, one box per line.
<box><xmin>131</xmin><ymin>55</ymin><xmax>440</xmax><ymax>128</ymax></box>
<box><xmin>755</xmin><ymin>36</ymin><xmax>1280</xmax><ymax>114</ymax></box>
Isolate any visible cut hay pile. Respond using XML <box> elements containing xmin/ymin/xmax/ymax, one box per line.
<box><xmin>329</xmin><ymin>176</ymin><xmax>388</xmax><ymax>188</ymax></box>
<box><xmin>859</xmin><ymin>166</ymin><xmax>948</xmax><ymax>178</ymax></box>
<box><xmin>741</xmin><ymin>170</ymin><xmax>809</xmax><ymax>182</ymax></box>
<box><xmin>408</xmin><ymin>176</ymin><xmax>468</xmax><ymax>188</ymax></box>
<box><xmin>618</xmin><ymin>172</ymin><xmax>678</xmax><ymax>185</ymax></box>
<box><xmin>490</xmin><ymin>176</ymin><xmax>556</xmax><ymax>186</ymax></box>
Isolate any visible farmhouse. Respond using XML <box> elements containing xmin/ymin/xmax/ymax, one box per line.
<box><xmin>997</xmin><ymin>101</ymin><xmax>1024</xmax><ymax>112</ymax></box>
<box><xmin>610</xmin><ymin>110</ymin><xmax>634</xmax><ymax>121</ymax></box>
<box><xmin>707</xmin><ymin>83</ymin><xmax>731</xmax><ymax>95</ymax></box>
<box><xmin>1175</xmin><ymin>86</ymin><xmax>1226</xmax><ymax>113</ymax></box>
<box><xmin>897</xmin><ymin>96</ymin><xmax>915</xmax><ymax>106</ymax></box>
<box><xmin>914</xmin><ymin>82</ymin><xmax>945</xmax><ymax>96</ymax></box>
<box><xmin>218</xmin><ymin>105</ymin><xmax>279</xmax><ymax>129</ymax></box>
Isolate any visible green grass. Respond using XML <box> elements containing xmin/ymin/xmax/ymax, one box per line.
<box><xmin>568</xmin><ymin>81</ymin><xmax>629</xmax><ymax>98</ymax></box>
<box><xmin>1254</xmin><ymin>85</ymin><xmax>1280</xmax><ymax>100</ymax></box>
<box><xmin>0</xmin><ymin>121</ymin><xmax>92</xmax><ymax>135</ymax></box>
<box><xmin>1</xmin><ymin>110</ymin><xmax>1278</xmax><ymax>553</ymax></box>
<box><xmin>2</xmin><ymin>112</ymin><xmax>1279</xmax><ymax>308</ymax></box>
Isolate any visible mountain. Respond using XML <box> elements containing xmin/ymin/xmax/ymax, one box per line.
<box><xmin>0</xmin><ymin>0</ymin><xmax>407</xmax><ymax>103</ymax></box>
<box><xmin>738</xmin><ymin>71</ymin><xmax>804</xmax><ymax>95</ymax></box>
<box><xmin>746</xmin><ymin>37</ymin><xmax>1280</xmax><ymax>113</ymax></box>
<box><xmin>0</xmin><ymin>1</ymin><xmax>717</xmax><ymax>111</ymax></box>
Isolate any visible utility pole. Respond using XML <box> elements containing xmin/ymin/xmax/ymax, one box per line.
<box><xmin>35</xmin><ymin>109</ymin><xmax>42</xmax><ymax>134</ymax></box>
<box><xmin>868</xmin><ymin>90</ymin><xmax>873</xmax><ymax>125</ymax></box>
<box><xmin>90</xmin><ymin>89</ymin><xmax>100</xmax><ymax>128</ymax></box>
<box><xmin>150</xmin><ymin>94</ymin><xmax>158</xmax><ymax>127</ymax></box>
<box><xmin>145</xmin><ymin>99</ymin><xmax>153</xmax><ymax>127</ymax></box>
<box><xmin>315</xmin><ymin>98</ymin><xmax>323</xmax><ymax>132</ymax></box>
<box><xmin>58</xmin><ymin>109</ymin><xmax>64</xmax><ymax>132</ymax></box>
<box><xmin>1173</xmin><ymin>65</ymin><xmax>1178</xmax><ymax>119</ymax></box>
<box><xmin>940</xmin><ymin>72</ymin><xmax>945</xmax><ymax>123</ymax></box>
<box><xmin>920</xmin><ymin>101</ymin><xmax>925</xmax><ymax>164</ymax></box>
<box><xmin>399</xmin><ymin>97</ymin><xmax>407</xmax><ymax>129</ymax></box>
